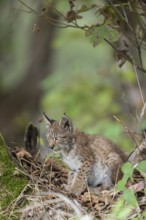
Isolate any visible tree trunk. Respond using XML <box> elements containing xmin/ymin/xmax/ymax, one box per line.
<box><xmin>0</xmin><ymin>6</ymin><xmax>58</xmax><ymax>144</ymax></box>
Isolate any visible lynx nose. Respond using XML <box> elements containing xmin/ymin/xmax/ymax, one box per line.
<box><xmin>49</xmin><ymin>140</ymin><xmax>56</xmax><ymax>148</ymax></box>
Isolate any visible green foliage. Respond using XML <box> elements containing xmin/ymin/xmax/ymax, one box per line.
<box><xmin>136</xmin><ymin>160</ymin><xmax>146</xmax><ymax>178</ymax></box>
<box><xmin>106</xmin><ymin>198</ymin><xmax>134</xmax><ymax>220</ymax></box>
<box><xmin>121</xmin><ymin>162</ymin><xmax>134</xmax><ymax>179</ymax></box>
<box><xmin>87</xmin><ymin>25</ymin><xmax>120</xmax><ymax>47</ymax></box>
<box><xmin>116</xmin><ymin>179</ymin><xmax>126</xmax><ymax>192</ymax></box>
<box><xmin>42</xmin><ymin>70</ymin><xmax>121</xmax><ymax>131</ymax></box>
<box><xmin>115</xmin><ymin>160</ymin><xmax>146</xmax><ymax>219</ymax></box>
<box><xmin>116</xmin><ymin>162</ymin><xmax>134</xmax><ymax>191</ymax></box>
<box><xmin>123</xmin><ymin>188</ymin><xmax>137</xmax><ymax>207</ymax></box>
<box><xmin>143</xmin><ymin>211</ymin><xmax>146</xmax><ymax>218</ymax></box>
<box><xmin>54</xmin><ymin>0</ymin><xmax>122</xmax><ymax>50</ymax></box>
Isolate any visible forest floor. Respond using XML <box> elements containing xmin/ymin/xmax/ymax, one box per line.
<box><xmin>0</xmin><ymin>129</ymin><xmax>146</xmax><ymax>220</ymax></box>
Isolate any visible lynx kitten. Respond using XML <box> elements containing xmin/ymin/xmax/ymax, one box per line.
<box><xmin>43</xmin><ymin>113</ymin><xmax>126</xmax><ymax>195</ymax></box>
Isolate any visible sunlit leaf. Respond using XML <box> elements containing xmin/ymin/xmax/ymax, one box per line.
<box><xmin>121</xmin><ymin>162</ymin><xmax>134</xmax><ymax>178</ymax></box>
<box><xmin>136</xmin><ymin>160</ymin><xmax>146</xmax><ymax>178</ymax></box>
<box><xmin>116</xmin><ymin>179</ymin><xmax>126</xmax><ymax>191</ymax></box>
<box><xmin>87</xmin><ymin>25</ymin><xmax>120</xmax><ymax>46</ymax></box>
<box><xmin>143</xmin><ymin>211</ymin><xmax>146</xmax><ymax>218</ymax></box>
<box><xmin>137</xmin><ymin>160</ymin><xmax>146</xmax><ymax>173</ymax></box>
<box><xmin>117</xmin><ymin>205</ymin><xmax>133</xmax><ymax>220</ymax></box>
<box><xmin>107</xmin><ymin>198</ymin><xmax>133</xmax><ymax>220</ymax></box>
<box><xmin>123</xmin><ymin>189</ymin><xmax>137</xmax><ymax>207</ymax></box>
<box><xmin>16</xmin><ymin>149</ymin><xmax>32</xmax><ymax>159</ymax></box>
<box><xmin>111</xmin><ymin>198</ymin><xmax>124</xmax><ymax>216</ymax></box>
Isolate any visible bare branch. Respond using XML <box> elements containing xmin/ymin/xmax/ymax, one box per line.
<box><xmin>133</xmin><ymin>64</ymin><xmax>145</xmax><ymax>106</ymax></box>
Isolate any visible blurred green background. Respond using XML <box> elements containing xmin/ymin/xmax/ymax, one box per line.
<box><xmin>0</xmin><ymin>0</ymin><xmax>146</xmax><ymax>152</ymax></box>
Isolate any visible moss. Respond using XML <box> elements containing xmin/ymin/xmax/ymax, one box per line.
<box><xmin>0</xmin><ymin>134</ymin><xmax>28</xmax><ymax>217</ymax></box>
<box><xmin>0</xmin><ymin>215</ymin><xmax>18</xmax><ymax>220</ymax></box>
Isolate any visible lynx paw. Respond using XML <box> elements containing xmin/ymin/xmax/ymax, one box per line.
<box><xmin>88</xmin><ymin>186</ymin><xmax>101</xmax><ymax>195</ymax></box>
<box><xmin>67</xmin><ymin>171</ymin><xmax>75</xmax><ymax>185</ymax></box>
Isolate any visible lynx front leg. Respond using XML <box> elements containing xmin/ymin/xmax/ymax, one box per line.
<box><xmin>67</xmin><ymin>164</ymin><xmax>91</xmax><ymax>195</ymax></box>
<box><xmin>67</xmin><ymin>171</ymin><xmax>75</xmax><ymax>185</ymax></box>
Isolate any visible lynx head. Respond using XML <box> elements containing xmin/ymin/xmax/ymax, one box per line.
<box><xmin>43</xmin><ymin>112</ymin><xmax>75</xmax><ymax>152</ymax></box>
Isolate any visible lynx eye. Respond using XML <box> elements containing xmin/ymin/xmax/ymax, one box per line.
<box><xmin>54</xmin><ymin>135</ymin><xmax>59</xmax><ymax>141</ymax></box>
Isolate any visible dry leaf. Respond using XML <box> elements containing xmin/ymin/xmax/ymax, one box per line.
<box><xmin>13</xmin><ymin>168</ymin><xmax>22</xmax><ymax>176</ymax></box>
<box><xmin>16</xmin><ymin>148</ymin><xmax>32</xmax><ymax>159</ymax></box>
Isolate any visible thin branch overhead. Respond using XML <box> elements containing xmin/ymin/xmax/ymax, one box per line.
<box><xmin>17</xmin><ymin>0</ymin><xmax>146</xmax><ymax>74</ymax></box>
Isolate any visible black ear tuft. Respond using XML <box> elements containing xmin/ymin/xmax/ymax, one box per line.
<box><xmin>43</xmin><ymin>112</ymin><xmax>55</xmax><ymax>125</ymax></box>
<box><xmin>59</xmin><ymin>114</ymin><xmax>73</xmax><ymax>132</ymax></box>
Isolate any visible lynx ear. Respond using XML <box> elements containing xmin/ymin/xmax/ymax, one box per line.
<box><xmin>43</xmin><ymin>112</ymin><xmax>55</xmax><ymax>126</ymax></box>
<box><xmin>59</xmin><ymin>113</ymin><xmax>74</xmax><ymax>132</ymax></box>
